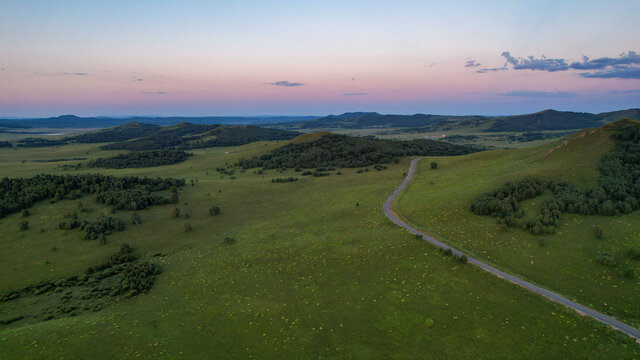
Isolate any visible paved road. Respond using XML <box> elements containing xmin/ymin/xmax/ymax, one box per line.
<box><xmin>384</xmin><ymin>157</ymin><xmax>640</xmax><ymax>341</ymax></box>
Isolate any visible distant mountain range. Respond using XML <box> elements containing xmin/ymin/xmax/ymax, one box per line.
<box><xmin>1</xmin><ymin>109</ymin><xmax>638</xmax><ymax>133</ymax></box>
<box><xmin>269</xmin><ymin>109</ymin><xmax>640</xmax><ymax>132</ymax></box>
<box><xmin>0</xmin><ymin>115</ymin><xmax>319</xmax><ymax>129</ymax></box>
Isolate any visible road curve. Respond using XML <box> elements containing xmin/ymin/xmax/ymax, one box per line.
<box><xmin>384</xmin><ymin>157</ymin><xmax>640</xmax><ymax>341</ymax></box>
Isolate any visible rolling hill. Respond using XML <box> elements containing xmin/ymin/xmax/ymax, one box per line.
<box><xmin>273</xmin><ymin>108</ymin><xmax>639</xmax><ymax>132</ymax></box>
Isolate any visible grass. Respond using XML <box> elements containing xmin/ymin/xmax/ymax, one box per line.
<box><xmin>0</xmin><ymin>138</ymin><xmax>639</xmax><ymax>358</ymax></box>
<box><xmin>396</xmin><ymin>125</ymin><xmax>640</xmax><ymax>329</ymax></box>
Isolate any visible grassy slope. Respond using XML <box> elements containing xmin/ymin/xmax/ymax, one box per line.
<box><xmin>0</xmin><ymin>140</ymin><xmax>638</xmax><ymax>359</ymax></box>
<box><xmin>396</xmin><ymin>124</ymin><xmax>640</xmax><ymax>329</ymax></box>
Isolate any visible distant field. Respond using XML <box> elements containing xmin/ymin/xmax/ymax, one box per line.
<box><xmin>396</xmin><ymin>125</ymin><xmax>640</xmax><ymax>330</ymax></box>
<box><xmin>0</xmin><ymin>138</ymin><xmax>638</xmax><ymax>358</ymax></box>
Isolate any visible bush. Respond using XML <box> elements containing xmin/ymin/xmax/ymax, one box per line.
<box><xmin>596</xmin><ymin>252</ymin><xmax>616</xmax><ymax>266</ymax></box>
<box><xmin>223</xmin><ymin>237</ymin><xmax>236</xmax><ymax>245</ymax></box>
<box><xmin>208</xmin><ymin>206</ymin><xmax>221</xmax><ymax>216</ymax></box>
<box><xmin>626</xmin><ymin>248</ymin><xmax>640</xmax><ymax>260</ymax></box>
<box><xmin>21</xmin><ymin>209</ymin><xmax>29</xmax><ymax>217</ymax></box>
<box><xmin>172</xmin><ymin>208</ymin><xmax>180</xmax><ymax>218</ymax></box>
<box><xmin>430</xmin><ymin>161</ymin><xmax>438</xmax><ymax>169</ymax></box>
<box><xmin>593</xmin><ymin>226</ymin><xmax>603</xmax><ymax>239</ymax></box>
<box><xmin>19</xmin><ymin>220</ymin><xmax>28</xmax><ymax>231</ymax></box>
<box><xmin>443</xmin><ymin>248</ymin><xmax>453</xmax><ymax>256</ymax></box>
<box><xmin>184</xmin><ymin>223</ymin><xmax>192</xmax><ymax>232</ymax></box>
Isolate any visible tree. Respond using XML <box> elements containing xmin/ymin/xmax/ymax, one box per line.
<box><xmin>172</xmin><ymin>208</ymin><xmax>180</xmax><ymax>218</ymax></box>
<box><xmin>184</xmin><ymin>223</ymin><xmax>192</xmax><ymax>232</ymax></box>
<box><xmin>209</xmin><ymin>206</ymin><xmax>221</xmax><ymax>216</ymax></box>
<box><xmin>19</xmin><ymin>220</ymin><xmax>29</xmax><ymax>231</ymax></box>
<box><xmin>430</xmin><ymin>161</ymin><xmax>438</xmax><ymax>169</ymax></box>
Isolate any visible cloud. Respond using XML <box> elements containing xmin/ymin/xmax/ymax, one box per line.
<box><xmin>499</xmin><ymin>90</ymin><xmax>576</xmax><ymax>98</ymax></box>
<box><xmin>342</xmin><ymin>92</ymin><xmax>368</xmax><ymax>96</ymax></box>
<box><xmin>465</xmin><ymin>60</ymin><xmax>481</xmax><ymax>68</ymax></box>
<box><xmin>578</xmin><ymin>66</ymin><xmax>640</xmax><ymax>79</ymax></box>
<box><xmin>501</xmin><ymin>51</ymin><xmax>569</xmax><ymax>72</ymax></box>
<box><xmin>606</xmin><ymin>88</ymin><xmax>640</xmax><ymax>95</ymax></box>
<box><xmin>141</xmin><ymin>91</ymin><xmax>168</xmax><ymax>95</ymax></box>
<box><xmin>570</xmin><ymin>51</ymin><xmax>640</xmax><ymax>70</ymax></box>
<box><xmin>263</xmin><ymin>80</ymin><xmax>304</xmax><ymax>87</ymax></box>
<box><xmin>476</xmin><ymin>67</ymin><xmax>507</xmax><ymax>74</ymax></box>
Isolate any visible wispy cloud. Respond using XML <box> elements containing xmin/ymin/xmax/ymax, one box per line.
<box><xmin>605</xmin><ymin>88</ymin><xmax>640</xmax><ymax>95</ymax></box>
<box><xmin>342</xmin><ymin>92</ymin><xmax>368</xmax><ymax>96</ymax></box>
<box><xmin>476</xmin><ymin>66</ymin><xmax>507</xmax><ymax>74</ymax></box>
<box><xmin>499</xmin><ymin>90</ymin><xmax>576</xmax><ymax>98</ymax></box>
<box><xmin>465</xmin><ymin>60</ymin><xmax>481</xmax><ymax>68</ymax></box>
<box><xmin>35</xmin><ymin>72</ymin><xmax>88</xmax><ymax>77</ymax></box>
<box><xmin>141</xmin><ymin>91</ymin><xmax>168</xmax><ymax>95</ymax></box>
<box><xmin>263</xmin><ymin>80</ymin><xmax>304</xmax><ymax>87</ymax></box>
<box><xmin>501</xmin><ymin>52</ymin><xmax>569</xmax><ymax>72</ymax></box>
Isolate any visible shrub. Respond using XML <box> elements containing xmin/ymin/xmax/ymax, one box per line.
<box><xmin>223</xmin><ymin>237</ymin><xmax>236</xmax><ymax>245</ymax></box>
<box><xmin>184</xmin><ymin>223</ymin><xmax>192</xmax><ymax>232</ymax></box>
<box><xmin>209</xmin><ymin>206</ymin><xmax>221</xmax><ymax>216</ymax></box>
<box><xmin>132</xmin><ymin>212</ymin><xmax>141</xmax><ymax>225</ymax></box>
<box><xmin>21</xmin><ymin>209</ymin><xmax>29</xmax><ymax>217</ymax></box>
<box><xmin>596</xmin><ymin>252</ymin><xmax>616</xmax><ymax>266</ymax></box>
<box><xmin>593</xmin><ymin>226</ymin><xmax>603</xmax><ymax>239</ymax></box>
<box><xmin>430</xmin><ymin>161</ymin><xmax>438</xmax><ymax>169</ymax></box>
<box><xmin>459</xmin><ymin>255</ymin><xmax>468</xmax><ymax>264</ymax></box>
<box><xmin>19</xmin><ymin>221</ymin><xmax>28</xmax><ymax>231</ymax></box>
<box><xmin>626</xmin><ymin>248</ymin><xmax>640</xmax><ymax>260</ymax></box>
<box><xmin>172</xmin><ymin>208</ymin><xmax>180</xmax><ymax>218</ymax></box>
<box><xmin>443</xmin><ymin>248</ymin><xmax>453</xmax><ymax>256</ymax></box>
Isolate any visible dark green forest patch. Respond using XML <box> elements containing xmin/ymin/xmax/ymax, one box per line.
<box><xmin>236</xmin><ymin>133</ymin><xmax>477</xmax><ymax>170</ymax></box>
<box><xmin>0</xmin><ymin>174</ymin><xmax>184</xmax><ymax>219</ymax></box>
<box><xmin>88</xmin><ymin>150</ymin><xmax>192</xmax><ymax>169</ymax></box>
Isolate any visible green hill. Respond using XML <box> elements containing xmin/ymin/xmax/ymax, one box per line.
<box><xmin>396</xmin><ymin>119</ymin><xmax>640</xmax><ymax>328</ymax></box>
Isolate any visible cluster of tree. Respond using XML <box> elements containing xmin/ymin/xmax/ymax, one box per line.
<box><xmin>87</xmin><ymin>150</ymin><xmax>192</xmax><ymax>169</ymax></box>
<box><xmin>271</xmin><ymin>177</ymin><xmax>298</xmax><ymax>183</ymax></box>
<box><xmin>0</xmin><ymin>244</ymin><xmax>158</xmax><ymax>307</ymax></box>
<box><xmin>216</xmin><ymin>167</ymin><xmax>235</xmax><ymax>176</ymax></box>
<box><xmin>99</xmin><ymin>123</ymin><xmax>298</xmax><ymax>151</ymax></box>
<box><xmin>0</xmin><ymin>174</ymin><xmax>184</xmax><ymax>218</ymax></box>
<box><xmin>471</xmin><ymin>125</ymin><xmax>640</xmax><ymax>234</ymax></box>
<box><xmin>16</xmin><ymin>138</ymin><xmax>67</xmax><ymax>147</ymax></box>
<box><xmin>82</xmin><ymin>215</ymin><xmax>125</xmax><ymax>240</ymax></box>
<box><xmin>236</xmin><ymin>134</ymin><xmax>476</xmax><ymax>170</ymax></box>
<box><xmin>0</xmin><ymin>141</ymin><xmax>12</xmax><ymax>148</ymax></box>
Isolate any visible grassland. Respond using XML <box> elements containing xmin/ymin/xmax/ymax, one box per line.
<box><xmin>0</xmin><ymin>138</ymin><xmax>638</xmax><ymax>358</ymax></box>
<box><xmin>396</xmin><ymin>124</ymin><xmax>640</xmax><ymax>330</ymax></box>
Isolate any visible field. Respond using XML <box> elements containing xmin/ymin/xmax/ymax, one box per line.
<box><xmin>396</xmin><ymin>124</ymin><xmax>640</xmax><ymax>330</ymax></box>
<box><xmin>0</xmin><ymin>138</ymin><xmax>639</xmax><ymax>358</ymax></box>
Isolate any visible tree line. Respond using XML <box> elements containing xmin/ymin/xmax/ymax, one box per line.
<box><xmin>0</xmin><ymin>174</ymin><xmax>184</xmax><ymax>218</ymax></box>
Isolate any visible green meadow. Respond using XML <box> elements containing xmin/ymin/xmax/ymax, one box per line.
<box><xmin>396</xmin><ymin>124</ymin><xmax>640</xmax><ymax>330</ymax></box>
<box><xmin>1</xmin><ymin>137</ymin><xmax>639</xmax><ymax>359</ymax></box>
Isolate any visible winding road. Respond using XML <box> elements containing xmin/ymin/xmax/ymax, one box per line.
<box><xmin>384</xmin><ymin>157</ymin><xmax>640</xmax><ymax>341</ymax></box>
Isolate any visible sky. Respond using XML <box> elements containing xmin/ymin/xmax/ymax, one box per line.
<box><xmin>1</xmin><ymin>0</ymin><xmax>639</xmax><ymax>117</ymax></box>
